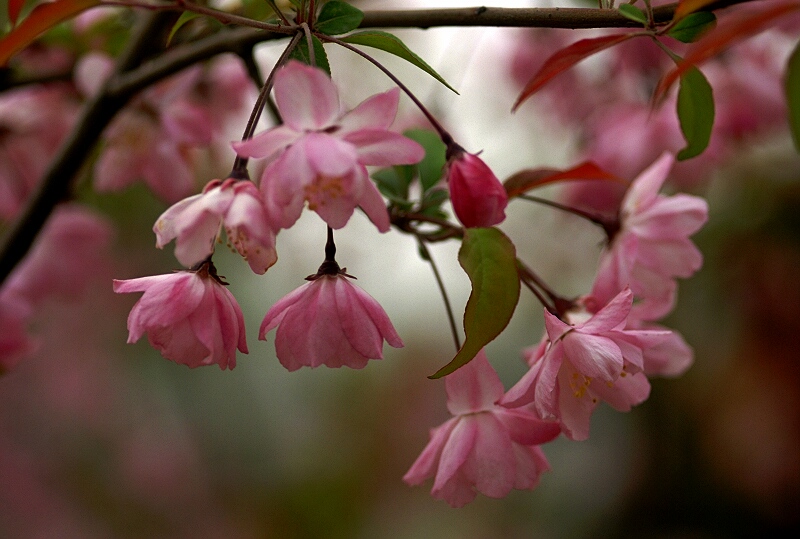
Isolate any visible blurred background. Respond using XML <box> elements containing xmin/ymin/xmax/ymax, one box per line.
<box><xmin>2</xmin><ymin>0</ymin><xmax>799</xmax><ymax>537</ymax></box>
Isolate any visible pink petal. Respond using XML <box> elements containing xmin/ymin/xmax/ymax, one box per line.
<box><xmin>433</xmin><ymin>417</ymin><xmax>477</xmax><ymax>494</ymax></box>
<box><xmin>631</xmin><ymin>194</ymin><xmax>708</xmax><ymax>239</ymax></box>
<box><xmin>445</xmin><ymin>350</ymin><xmax>505</xmax><ymax>415</ymax></box>
<box><xmin>590</xmin><ymin>371</ymin><xmax>651</xmax><ymax>411</ymax></box>
<box><xmin>495</xmin><ymin>408</ymin><xmax>561</xmax><ymax>446</ymax></box>
<box><xmin>563</xmin><ymin>333</ymin><xmax>623</xmax><ymax>382</ymax></box>
<box><xmin>356</xmin><ymin>175</ymin><xmax>391</xmax><ymax>232</ymax></box>
<box><xmin>512</xmin><ymin>444</ymin><xmax>550</xmax><ymax>490</ymax></box>
<box><xmin>273</xmin><ymin>61</ymin><xmax>340</xmax><ymax>131</ymax></box>
<box><xmin>578</xmin><ymin>288</ymin><xmax>633</xmax><ymax>334</ymax></box>
<box><xmin>556</xmin><ymin>364</ymin><xmax>597</xmax><ymax>441</ymax></box>
<box><xmin>403</xmin><ymin>418</ymin><xmax>458</xmax><ymax>486</ymax></box>
<box><xmin>621</xmin><ymin>152</ymin><xmax>674</xmax><ymax>216</ymax></box>
<box><xmin>338</xmin><ymin>87</ymin><xmax>400</xmax><ymax>134</ymax></box>
<box><xmin>231</xmin><ymin>125</ymin><xmax>301</xmax><ymax>160</ymax></box>
<box><xmin>462</xmin><ymin>413</ymin><xmax>516</xmax><ymax>499</ymax></box>
<box><xmin>635</xmin><ymin>238</ymin><xmax>703</xmax><ymax>278</ymax></box>
<box><xmin>344</xmin><ymin>130</ymin><xmax>425</xmax><ymax>167</ymax></box>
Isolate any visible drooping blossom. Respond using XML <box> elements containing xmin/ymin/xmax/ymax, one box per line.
<box><xmin>591</xmin><ymin>153</ymin><xmax>709</xmax><ymax>320</ymax></box>
<box><xmin>259</xmin><ymin>268</ymin><xmax>403</xmax><ymax>371</ymax></box>
<box><xmin>502</xmin><ymin>289</ymin><xmax>670</xmax><ymax>441</ymax></box>
<box><xmin>113</xmin><ymin>262</ymin><xmax>247</xmax><ymax>369</ymax></box>
<box><xmin>445</xmin><ymin>148</ymin><xmax>508</xmax><ymax>228</ymax></box>
<box><xmin>404</xmin><ymin>350</ymin><xmax>560</xmax><ymax>507</ymax></box>
<box><xmin>154</xmin><ymin>178</ymin><xmax>278</xmax><ymax>273</ymax></box>
<box><xmin>233</xmin><ymin>61</ymin><xmax>424</xmax><ymax>232</ymax></box>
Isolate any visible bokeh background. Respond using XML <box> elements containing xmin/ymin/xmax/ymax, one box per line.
<box><xmin>2</xmin><ymin>0</ymin><xmax>799</xmax><ymax>537</ymax></box>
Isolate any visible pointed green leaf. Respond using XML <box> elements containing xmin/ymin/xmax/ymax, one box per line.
<box><xmin>341</xmin><ymin>30</ymin><xmax>458</xmax><ymax>94</ymax></box>
<box><xmin>429</xmin><ymin>228</ymin><xmax>520</xmax><ymax>379</ymax></box>
<box><xmin>167</xmin><ymin>11</ymin><xmax>202</xmax><ymax>46</ymax></box>
<box><xmin>668</xmin><ymin>11</ymin><xmax>716</xmax><ymax>43</ymax></box>
<box><xmin>372</xmin><ymin>166</ymin><xmax>412</xmax><ymax>204</ymax></box>
<box><xmin>315</xmin><ymin>1</ymin><xmax>364</xmax><ymax>36</ymax></box>
<box><xmin>618</xmin><ymin>4</ymin><xmax>648</xmax><ymax>25</ymax></box>
<box><xmin>676</xmin><ymin>66</ymin><xmax>715</xmax><ymax>160</ymax></box>
<box><xmin>290</xmin><ymin>34</ymin><xmax>330</xmax><ymax>75</ymax></box>
<box><xmin>403</xmin><ymin>129</ymin><xmax>446</xmax><ymax>192</ymax></box>
<box><xmin>787</xmin><ymin>39</ymin><xmax>800</xmax><ymax>152</ymax></box>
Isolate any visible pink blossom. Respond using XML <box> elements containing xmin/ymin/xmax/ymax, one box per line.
<box><xmin>0</xmin><ymin>85</ymin><xmax>78</xmax><ymax>220</ymax></box>
<box><xmin>591</xmin><ymin>153</ymin><xmax>709</xmax><ymax>320</ymax></box>
<box><xmin>233</xmin><ymin>61</ymin><xmax>424</xmax><ymax>232</ymax></box>
<box><xmin>154</xmin><ymin>178</ymin><xmax>278</xmax><ymax>273</ymax></box>
<box><xmin>82</xmin><ymin>56</ymin><xmax>225</xmax><ymax>203</ymax></box>
<box><xmin>113</xmin><ymin>263</ymin><xmax>247</xmax><ymax>369</ymax></box>
<box><xmin>0</xmin><ymin>296</ymin><xmax>35</xmax><ymax>373</ymax></box>
<box><xmin>502</xmin><ymin>289</ymin><xmax>670</xmax><ymax>440</ymax></box>
<box><xmin>446</xmin><ymin>150</ymin><xmax>508</xmax><ymax>228</ymax></box>
<box><xmin>403</xmin><ymin>350</ymin><xmax>559</xmax><ymax>507</ymax></box>
<box><xmin>259</xmin><ymin>272</ymin><xmax>403</xmax><ymax>371</ymax></box>
<box><xmin>3</xmin><ymin>205</ymin><xmax>113</xmax><ymax>308</ymax></box>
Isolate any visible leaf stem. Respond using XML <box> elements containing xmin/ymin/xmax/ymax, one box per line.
<box><xmin>416</xmin><ymin>238</ymin><xmax>462</xmax><ymax>353</ymax></box>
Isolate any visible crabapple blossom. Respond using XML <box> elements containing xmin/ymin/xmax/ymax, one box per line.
<box><xmin>154</xmin><ymin>178</ymin><xmax>278</xmax><ymax>273</ymax></box>
<box><xmin>502</xmin><ymin>289</ymin><xmax>670</xmax><ymax>441</ymax></box>
<box><xmin>445</xmin><ymin>149</ymin><xmax>508</xmax><ymax>228</ymax></box>
<box><xmin>0</xmin><ymin>296</ymin><xmax>35</xmax><ymax>372</ymax></box>
<box><xmin>233</xmin><ymin>61</ymin><xmax>424</xmax><ymax>232</ymax></box>
<box><xmin>259</xmin><ymin>268</ymin><xmax>403</xmax><ymax>371</ymax></box>
<box><xmin>591</xmin><ymin>153</ymin><xmax>709</xmax><ymax>320</ymax></box>
<box><xmin>113</xmin><ymin>262</ymin><xmax>247</xmax><ymax>370</ymax></box>
<box><xmin>404</xmin><ymin>350</ymin><xmax>559</xmax><ymax>507</ymax></box>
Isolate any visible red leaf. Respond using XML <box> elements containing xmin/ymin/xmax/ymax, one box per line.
<box><xmin>8</xmin><ymin>0</ymin><xmax>26</xmax><ymax>26</ymax></box>
<box><xmin>654</xmin><ymin>0</ymin><xmax>800</xmax><ymax>101</ymax></box>
<box><xmin>673</xmin><ymin>0</ymin><xmax>719</xmax><ymax>22</ymax></box>
<box><xmin>503</xmin><ymin>162</ymin><xmax>623</xmax><ymax>198</ymax></box>
<box><xmin>0</xmin><ymin>0</ymin><xmax>101</xmax><ymax>65</ymax></box>
<box><xmin>512</xmin><ymin>33</ymin><xmax>638</xmax><ymax>111</ymax></box>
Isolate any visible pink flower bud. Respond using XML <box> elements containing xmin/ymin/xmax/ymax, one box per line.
<box><xmin>446</xmin><ymin>151</ymin><xmax>508</xmax><ymax>228</ymax></box>
<box><xmin>113</xmin><ymin>264</ymin><xmax>247</xmax><ymax>369</ymax></box>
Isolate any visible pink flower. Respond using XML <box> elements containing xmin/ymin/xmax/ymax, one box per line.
<box><xmin>113</xmin><ymin>263</ymin><xmax>247</xmax><ymax>369</ymax></box>
<box><xmin>502</xmin><ymin>289</ymin><xmax>670</xmax><ymax>441</ymax></box>
<box><xmin>403</xmin><ymin>350</ymin><xmax>559</xmax><ymax>507</ymax></box>
<box><xmin>233</xmin><ymin>61</ymin><xmax>424</xmax><ymax>232</ymax></box>
<box><xmin>259</xmin><ymin>272</ymin><xmax>403</xmax><ymax>371</ymax></box>
<box><xmin>591</xmin><ymin>153</ymin><xmax>709</xmax><ymax>320</ymax></box>
<box><xmin>3</xmin><ymin>205</ymin><xmax>113</xmax><ymax>308</ymax></box>
<box><xmin>446</xmin><ymin>149</ymin><xmax>508</xmax><ymax>228</ymax></box>
<box><xmin>154</xmin><ymin>178</ymin><xmax>278</xmax><ymax>273</ymax></box>
<box><xmin>0</xmin><ymin>295</ymin><xmax>35</xmax><ymax>373</ymax></box>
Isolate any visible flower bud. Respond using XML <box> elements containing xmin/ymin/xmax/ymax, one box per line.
<box><xmin>447</xmin><ymin>151</ymin><xmax>508</xmax><ymax>228</ymax></box>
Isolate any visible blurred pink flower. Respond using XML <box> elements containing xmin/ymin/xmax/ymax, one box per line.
<box><xmin>591</xmin><ymin>153</ymin><xmax>709</xmax><ymax>320</ymax></box>
<box><xmin>80</xmin><ymin>54</ymin><xmax>230</xmax><ymax>203</ymax></box>
<box><xmin>155</xmin><ymin>178</ymin><xmax>278</xmax><ymax>273</ymax></box>
<box><xmin>404</xmin><ymin>350</ymin><xmax>559</xmax><ymax>507</ymax></box>
<box><xmin>0</xmin><ymin>85</ymin><xmax>78</xmax><ymax>220</ymax></box>
<box><xmin>502</xmin><ymin>289</ymin><xmax>670</xmax><ymax>440</ymax></box>
<box><xmin>3</xmin><ymin>204</ymin><xmax>114</xmax><ymax>308</ymax></box>
<box><xmin>233</xmin><ymin>61</ymin><xmax>424</xmax><ymax>232</ymax></box>
<box><xmin>259</xmin><ymin>272</ymin><xmax>403</xmax><ymax>371</ymax></box>
<box><xmin>113</xmin><ymin>263</ymin><xmax>247</xmax><ymax>369</ymax></box>
<box><xmin>0</xmin><ymin>297</ymin><xmax>35</xmax><ymax>373</ymax></box>
<box><xmin>446</xmin><ymin>150</ymin><xmax>508</xmax><ymax>228</ymax></box>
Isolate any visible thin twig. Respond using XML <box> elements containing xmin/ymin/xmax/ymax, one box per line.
<box><xmin>416</xmin><ymin>237</ymin><xmax>462</xmax><ymax>352</ymax></box>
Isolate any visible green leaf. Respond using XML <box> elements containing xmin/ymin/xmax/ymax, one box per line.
<box><xmin>618</xmin><ymin>4</ymin><xmax>648</xmax><ymax>25</ymax></box>
<box><xmin>787</xmin><ymin>39</ymin><xmax>800</xmax><ymax>152</ymax></box>
<box><xmin>676</xmin><ymin>66</ymin><xmax>715</xmax><ymax>160</ymax></box>
<box><xmin>289</xmin><ymin>34</ymin><xmax>330</xmax><ymax>75</ymax></box>
<box><xmin>372</xmin><ymin>167</ymin><xmax>412</xmax><ymax>206</ymax></box>
<box><xmin>341</xmin><ymin>30</ymin><xmax>458</xmax><ymax>94</ymax></box>
<box><xmin>167</xmin><ymin>11</ymin><xmax>202</xmax><ymax>46</ymax></box>
<box><xmin>403</xmin><ymin>129</ymin><xmax>446</xmax><ymax>192</ymax></box>
<box><xmin>668</xmin><ymin>11</ymin><xmax>716</xmax><ymax>43</ymax></box>
<box><xmin>315</xmin><ymin>0</ymin><xmax>364</xmax><ymax>36</ymax></box>
<box><xmin>429</xmin><ymin>228</ymin><xmax>520</xmax><ymax>379</ymax></box>
<box><xmin>420</xmin><ymin>187</ymin><xmax>449</xmax><ymax>212</ymax></box>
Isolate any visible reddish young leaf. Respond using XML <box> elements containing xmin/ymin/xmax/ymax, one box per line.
<box><xmin>654</xmin><ymin>0</ymin><xmax>800</xmax><ymax>101</ymax></box>
<box><xmin>0</xmin><ymin>0</ymin><xmax>101</xmax><ymax>65</ymax></box>
<box><xmin>512</xmin><ymin>33</ymin><xmax>638</xmax><ymax>111</ymax></box>
<box><xmin>503</xmin><ymin>162</ymin><xmax>623</xmax><ymax>198</ymax></box>
<box><xmin>673</xmin><ymin>0</ymin><xmax>719</xmax><ymax>22</ymax></box>
<box><xmin>8</xmin><ymin>0</ymin><xmax>26</xmax><ymax>26</ymax></box>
